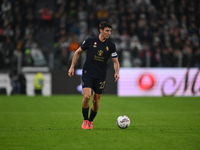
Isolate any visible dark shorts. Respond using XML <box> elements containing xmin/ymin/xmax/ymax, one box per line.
<box><xmin>82</xmin><ymin>73</ymin><xmax>106</xmax><ymax>94</ymax></box>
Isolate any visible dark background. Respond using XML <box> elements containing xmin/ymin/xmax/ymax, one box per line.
<box><xmin>52</xmin><ymin>69</ymin><xmax>117</xmax><ymax>94</ymax></box>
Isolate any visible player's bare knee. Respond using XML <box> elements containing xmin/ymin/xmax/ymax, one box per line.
<box><xmin>92</xmin><ymin>99</ymin><xmax>100</xmax><ymax>104</ymax></box>
<box><xmin>84</xmin><ymin>94</ymin><xmax>91</xmax><ymax>101</ymax></box>
<box><xmin>92</xmin><ymin>99</ymin><xmax>96</xmax><ymax>104</ymax></box>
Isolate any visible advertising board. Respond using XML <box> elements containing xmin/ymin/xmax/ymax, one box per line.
<box><xmin>118</xmin><ymin>68</ymin><xmax>200</xmax><ymax>97</ymax></box>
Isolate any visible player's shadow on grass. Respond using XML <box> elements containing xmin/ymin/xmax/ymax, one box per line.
<box><xmin>94</xmin><ymin>126</ymin><xmax>135</xmax><ymax>130</ymax></box>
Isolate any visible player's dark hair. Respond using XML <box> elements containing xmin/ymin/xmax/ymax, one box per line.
<box><xmin>99</xmin><ymin>21</ymin><xmax>112</xmax><ymax>30</ymax></box>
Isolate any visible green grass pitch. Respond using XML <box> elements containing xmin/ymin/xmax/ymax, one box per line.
<box><xmin>0</xmin><ymin>95</ymin><xmax>200</xmax><ymax>150</ymax></box>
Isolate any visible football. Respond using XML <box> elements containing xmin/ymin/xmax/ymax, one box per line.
<box><xmin>116</xmin><ymin>115</ymin><xmax>130</xmax><ymax>129</ymax></box>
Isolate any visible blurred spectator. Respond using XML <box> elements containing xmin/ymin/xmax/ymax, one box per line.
<box><xmin>77</xmin><ymin>3</ymin><xmax>87</xmax><ymax>22</ymax></box>
<box><xmin>193</xmin><ymin>48</ymin><xmax>200</xmax><ymax>68</ymax></box>
<box><xmin>136</xmin><ymin>0</ymin><xmax>151</xmax><ymax>7</ymax></box>
<box><xmin>119</xmin><ymin>39</ymin><xmax>129</xmax><ymax>53</ymax></box>
<box><xmin>54</xmin><ymin>6</ymin><xmax>64</xmax><ymax>20</ymax></box>
<box><xmin>96</xmin><ymin>4</ymin><xmax>109</xmax><ymax>23</ymax></box>
<box><xmin>139</xmin><ymin>29</ymin><xmax>151</xmax><ymax>44</ymax></box>
<box><xmin>2</xmin><ymin>37</ymin><xmax>14</xmax><ymax>68</ymax></box>
<box><xmin>38</xmin><ymin>5</ymin><xmax>53</xmax><ymax>31</ymax></box>
<box><xmin>69</xmin><ymin>37</ymin><xmax>80</xmax><ymax>53</ymax></box>
<box><xmin>18</xmin><ymin>72</ymin><xmax>26</xmax><ymax>95</ymax></box>
<box><xmin>121</xmin><ymin>51</ymin><xmax>132</xmax><ymax>67</ymax></box>
<box><xmin>34</xmin><ymin>72</ymin><xmax>44</xmax><ymax>95</ymax></box>
<box><xmin>160</xmin><ymin>28</ymin><xmax>171</xmax><ymax>43</ymax></box>
<box><xmin>128</xmin><ymin>22</ymin><xmax>137</xmax><ymax>36</ymax></box>
<box><xmin>151</xmin><ymin>22</ymin><xmax>159</xmax><ymax>33</ymax></box>
<box><xmin>110</xmin><ymin>28</ymin><xmax>121</xmax><ymax>43</ymax></box>
<box><xmin>0</xmin><ymin>43</ymin><xmax>5</xmax><ymax>69</ymax></box>
<box><xmin>1</xmin><ymin>0</ymin><xmax>12</xmax><ymax>13</ymax></box>
<box><xmin>148</xmin><ymin>5</ymin><xmax>159</xmax><ymax>22</ymax></box>
<box><xmin>87</xmin><ymin>13</ymin><xmax>98</xmax><ymax>36</ymax></box>
<box><xmin>24</xmin><ymin>34</ymin><xmax>34</xmax><ymax>49</ymax></box>
<box><xmin>24</xmin><ymin>23</ymin><xmax>35</xmax><ymax>38</ymax></box>
<box><xmin>69</xmin><ymin>22</ymin><xmax>80</xmax><ymax>36</ymax></box>
<box><xmin>9</xmin><ymin>67</ymin><xmax>21</xmax><ymax>94</ymax></box>
<box><xmin>22</xmin><ymin>48</ymin><xmax>33</xmax><ymax>66</ymax></box>
<box><xmin>68</xmin><ymin>33</ymin><xmax>80</xmax><ymax>67</ymax></box>
<box><xmin>0</xmin><ymin>25</ymin><xmax>4</xmax><ymax>41</ymax></box>
<box><xmin>173</xmin><ymin>49</ymin><xmax>182</xmax><ymax>67</ymax></box>
<box><xmin>15</xmin><ymin>39</ymin><xmax>24</xmax><ymax>52</ymax></box>
<box><xmin>137</xmin><ymin>14</ymin><xmax>147</xmax><ymax>30</ymax></box>
<box><xmin>193</xmin><ymin>41</ymin><xmax>199</xmax><ymax>53</ymax></box>
<box><xmin>54</xmin><ymin>24</ymin><xmax>67</xmax><ymax>42</ymax></box>
<box><xmin>14</xmin><ymin>15</ymin><xmax>25</xmax><ymax>28</ymax></box>
<box><xmin>162</xmin><ymin>47</ymin><xmax>174</xmax><ymax>67</ymax></box>
<box><xmin>1</xmin><ymin>10</ymin><xmax>14</xmax><ymax>25</ymax></box>
<box><xmin>3</xmin><ymin>25</ymin><xmax>14</xmax><ymax>37</ymax></box>
<box><xmin>173</xmin><ymin>37</ymin><xmax>183</xmax><ymax>50</ymax></box>
<box><xmin>14</xmin><ymin>24</ymin><xmax>23</xmax><ymax>43</ymax></box>
<box><xmin>56</xmin><ymin>36</ymin><xmax>70</xmax><ymax>57</ymax></box>
<box><xmin>130</xmin><ymin>35</ymin><xmax>143</xmax><ymax>66</ymax></box>
<box><xmin>87</xmin><ymin>1</ymin><xmax>97</xmax><ymax>14</ymax></box>
<box><xmin>182</xmin><ymin>46</ymin><xmax>193</xmax><ymax>67</ymax></box>
<box><xmin>120</xmin><ymin>30</ymin><xmax>130</xmax><ymax>42</ymax></box>
<box><xmin>25</xmin><ymin>8</ymin><xmax>35</xmax><ymax>26</ymax></box>
<box><xmin>55</xmin><ymin>0</ymin><xmax>66</xmax><ymax>8</ymax></box>
<box><xmin>152</xmin><ymin>47</ymin><xmax>163</xmax><ymax>67</ymax></box>
<box><xmin>108</xmin><ymin>13</ymin><xmax>119</xmax><ymax>30</ymax></box>
<box><xmin>30</xmin><ymin>43</ymin><xmax>46</xmax><ymax>66</ymax></box>
<box><xmin>12</xmin><ymin>44</ymin><xmax>22</xmax><ymax>68</ymax></box>
<box><xmin>78</xmin><ymin>29</ymin><xmax>90</xmax><ymax>44</ymax></box>
<box><xmin>105</xmin><ymin>0</ymin><xmax>117</xmax><ymax>11</ymax></box>
<box><xmin>158</xmin><ymin>14</ymin><xmax>168</xmax><ymax>28</ymax></box>
<box><xmin>140</xmin><ymin>44</ymin><xmax>153</xmax><ymax>67</ymax></box>
<box><xmin>59</xmin><ymin>47</ymin><xmax>69</xmax><ymax>70</ymax></box>
<box><xmin>119</xmin><ymin>20</ymin><xmax>128</xmax><ymax>35</ymax></box>
<box><xmin>127</xmin><ymin>0</ymin><xmax>137</xmax><ymax>12</ymax></box>
<box><xmin>130</xmin><ymin>35</ymin><xmax>143</xmax><ymax>52</ymax></box>
<box><xmin>22</xmin><ymin>0</ymin><xmax>35</xmax><ymax>13</ymax></box>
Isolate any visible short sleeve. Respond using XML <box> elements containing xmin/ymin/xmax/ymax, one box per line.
<box><xmin>81</xmin><ymin>38</ymin><xmax>90</xmax><ymax>51</ymax></box>
<box><xmin>111</xmin><ymin>44</ymin><xmax>118</xmax><ymax>58</ymax></box>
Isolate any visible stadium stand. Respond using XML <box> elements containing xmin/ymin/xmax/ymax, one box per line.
<box><xmin>0</xmin><ymin>0</ymin><xmax>199</xmax><ymax>72</ymax></box>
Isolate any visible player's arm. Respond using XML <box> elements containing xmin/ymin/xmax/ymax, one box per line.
<box><xmin>68</xmin><ymin>47</ymin><xmax>83</xmax><ymax>77</ymax></box>
<box><xmin>112</xmin><ymin>57</ymin><xmax>120</xmax><ymax>82</ymax></box>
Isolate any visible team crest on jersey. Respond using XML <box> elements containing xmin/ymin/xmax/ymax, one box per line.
<box><xmin>93</xmin><ymin>42</ymin><xmax>97</xmax><ymax>48</ymax></box>
<box><xmin>106</xmin><ymin>46</ymin><xmax>109</xmax><ymax>51</ymax></box>
<box><xmin>97</xmin><ymin>50</ymin><xmax>103</xmax><ymax>56</ymax></box>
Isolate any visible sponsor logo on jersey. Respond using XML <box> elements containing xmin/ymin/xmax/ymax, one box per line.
<box><xmin>106</xmin><ymin>46</ymin><xmax>109</xmax><ymax>51</ymax></box>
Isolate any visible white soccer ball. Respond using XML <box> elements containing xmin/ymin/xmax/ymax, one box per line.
<box><xmin>116</xmin><ymin>115</ymin><xmax>130</xmax><ymax>129</ymax></box>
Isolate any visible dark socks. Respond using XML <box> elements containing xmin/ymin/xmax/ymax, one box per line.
<box><xmin>82</xmin><ymin>107</ymin><xmax>89</xmax><ymax>120</ymax></box>
<box><xmin>89</xmin><ymin>109</ymin><xmax>97</xmax><ymax>122</ymax></box>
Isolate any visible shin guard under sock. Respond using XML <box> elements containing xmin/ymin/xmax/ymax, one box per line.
<box><xmin>82</xmin><ymin>107</ymin><xmax>89</xmax><ymax>120</ymax></box>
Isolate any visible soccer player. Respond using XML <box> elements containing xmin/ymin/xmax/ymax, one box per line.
<box><xmin>68</xmin><ymin>21</ymin><xmax>120</xmax><ymax>129</ymax></box>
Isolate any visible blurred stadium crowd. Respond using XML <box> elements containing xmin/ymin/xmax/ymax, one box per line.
<box><xmin>0</xmin><ymin>0</ymin><xmax>200</xmax><ymax>71</ymax></box>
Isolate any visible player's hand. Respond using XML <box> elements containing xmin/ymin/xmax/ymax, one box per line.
<box><xmin>114</xmin><ymin>73</ymin><xmax>119</xmax><ymax>82</ymax></box>
<box><xmin>68</xmin><ymin>67</ymin><xmax>74</xmax><ymax>77</ymax></box>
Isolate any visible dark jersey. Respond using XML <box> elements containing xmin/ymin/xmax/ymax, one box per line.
<box><xmin>81</xmin><ymin>36</ymin><xmax>118</xmax><ymax>79</ymax></box>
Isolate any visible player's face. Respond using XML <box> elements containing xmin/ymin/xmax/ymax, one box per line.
<box><xmin>101</xmin><ymin>27</ymin><xmax>111</xmax><ymax>39</ymax></box>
